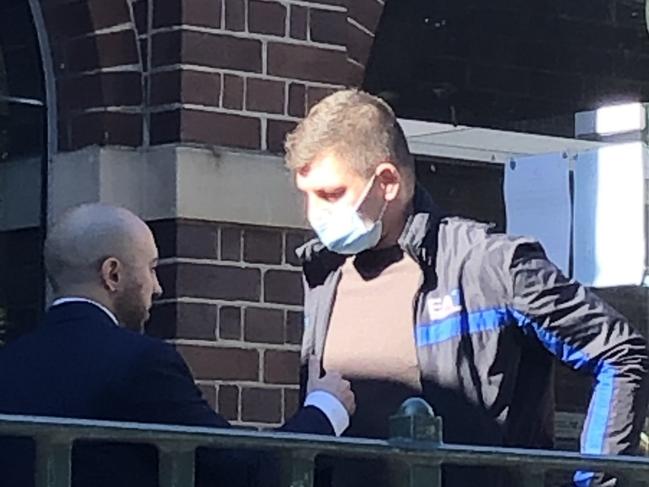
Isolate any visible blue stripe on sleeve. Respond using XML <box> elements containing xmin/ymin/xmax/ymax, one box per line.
<box><xmin>416</xmin><ymin>306</ymin><xmax>615</xmax><ymax>487</ymax></box>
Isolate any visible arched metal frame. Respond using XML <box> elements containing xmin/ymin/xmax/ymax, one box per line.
<box><xmin>27</xmin><ymin>0</ymin><xmax>56</xmax><ymax>228</ymax></box>
<box><xmin>14</xmin><ymin>0</ymin><xmax>56</xmax><ymax>308</ymax></box>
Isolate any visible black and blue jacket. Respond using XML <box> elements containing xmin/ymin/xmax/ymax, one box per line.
<box><xmin>298</xmin><ymin>188</ymin><xmax>649</xmax><ymax>487</ymax></box>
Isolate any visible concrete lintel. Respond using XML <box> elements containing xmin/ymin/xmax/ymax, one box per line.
<box><xmin>45</xmin><ymin>145</ymin><xmax>308</xmax><ymax>229</ymax></box>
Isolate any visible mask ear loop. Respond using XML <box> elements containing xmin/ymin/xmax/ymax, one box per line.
<box><xmin>377</xmin><ymin>198</ymin><xmax>388</xmax><ymax>221</ymax></box>
<box><xmin>354</xmin><ymin>174</ymin><xmax>378</xmax><ymax>212</ymax></box>
<box><xmin>355</xmin><ymin>158</ymin><xmax>394</xmax><ymax>212</ymax></box>
<box><xmin>355</xmin><ymin>172</ymin><xmax>391</xmax><ymax>229</ymax></box>
<box><xmin>361</xmin><ymin>186</ymin><xmax>389</xmax><ymax>235</ymax></box>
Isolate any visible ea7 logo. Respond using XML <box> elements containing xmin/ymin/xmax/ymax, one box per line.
<box><xmin>427</xmin><ymin>289</ymin><xmax>462</xmax><ymax>321</ymax></box>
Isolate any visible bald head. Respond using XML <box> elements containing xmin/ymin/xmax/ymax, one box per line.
<box><xmin>45</xmin><ymin>204</ymin><xmax>149</xmax><ymax>291</ymax></box>
<box><xmin>44</xmin><ymin>204</ymin><xmax>162</xmax><ymax>331</ymax></box>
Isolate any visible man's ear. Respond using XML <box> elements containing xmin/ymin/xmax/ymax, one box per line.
<box><xmin>100</xmin><ymin>257</ymin><xmax>121</xmax><ymax>292</ymax></box>
<box><xmin>376</xmin><ymin>162</ymin><xmax>401</xmax><ymax>202</ymax></box>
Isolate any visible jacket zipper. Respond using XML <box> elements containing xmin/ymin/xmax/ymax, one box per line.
<box><xmin>314</xmin><ymin>269</ymin><xmax>343</xmax><ymax>361</ymax></box>
<box><xmin>412</xmin><ymin>270</ymin><xmax>426</xmax><ymax>390</ymax></box>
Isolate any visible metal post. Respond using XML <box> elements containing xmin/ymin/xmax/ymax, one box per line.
<box><xmin>280</xmin><ymin>450</ymin><xmax>316</xmax><ymax>487</ymax></box>
<box><xmin>388</xmin><ymin>398</ymin><xmax>443</xmax><ymax>487</ymax></box>
<box><xmin>158</xmin><ymin>444</ymin><xmax>196</xmax><ymax>487</ymax></box>
<box><xmin>34</xmin><ymin>436</ymin><xmax>72</xmax><ymax>487</ymax></box>
<box><xmin>517</xmin><ymin>467</ymin><xmax>545</xmax><ymax>487</ymax></box>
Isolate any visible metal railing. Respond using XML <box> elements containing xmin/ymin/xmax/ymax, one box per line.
<box><xmin>2</xmin><ymin>398</ymin><xmax>649</xmax><ymax>487</ymax></box>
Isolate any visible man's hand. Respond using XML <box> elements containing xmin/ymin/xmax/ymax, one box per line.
<box><xmin>306</xmin><ymin>355</ymin><xmax>356</xmax><ymax>415</ymax></box>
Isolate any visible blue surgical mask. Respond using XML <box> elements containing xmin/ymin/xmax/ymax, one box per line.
<box><xmin>308</xmin><ymin>177</ymin><xmax>388</xmax><ymax>255</ymax></box>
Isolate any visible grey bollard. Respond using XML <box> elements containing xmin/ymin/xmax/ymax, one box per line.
<box><xmin>388</xmin><ymin>398</ymin><xmax>443</xmax><ymax>487</ymax></box>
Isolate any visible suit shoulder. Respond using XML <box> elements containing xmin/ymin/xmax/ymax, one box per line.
<box><xmin>100</xmin><ymin>325</ymin><xmax>178</xmax><ymax>367</ymax></box>
<box><xmin>104</xmin><ymin>328</ymin><xmax>189</xmax><ymax>395</ymax></box>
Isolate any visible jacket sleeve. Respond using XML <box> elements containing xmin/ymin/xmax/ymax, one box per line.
<box><xmin>128</xmin><ymin>340</ymin><xmax>332</xmax><ymax>434</ymax></box>
<box><xmin>127</xmin><ymin>341</ymin><xmax>231</xmax><ymax>428</ymax></box>
<box><xmin>125</xmin><ymin>341</ymin><xmax>258</xmax><ymax>487</ymax></box>
<box><xmin>508</xmin><ymin>242</ymin><xmax>649</xmax><ymax>484</ymax></box>
<box><xmin>127</xmin><ymin>339</ymin><xmax>334</xmax><ymax>487</ymax></box>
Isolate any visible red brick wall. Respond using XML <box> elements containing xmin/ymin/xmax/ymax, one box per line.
<box><xmin>40</xmin><ymin>0</ymin><xmax>144</xmax><ymax>150</ymax></box>
<box><xmin>147</xmin><ymin>219</ymin><xmax>311</xmax><ymax>427</ymax></box>
<box><xmin>147</xmin><ymin>0</ymin><xmax>383</xmax><ymax>152</ymax></box>
<box><xmin>41</xmin><ymin>0</ymin><xmax>386</xmax><ymax>153</ymax></box>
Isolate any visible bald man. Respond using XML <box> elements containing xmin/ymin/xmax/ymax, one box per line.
<box><xmin>0</xmin><ymin>204</ymin><xmax>355</xmax><ymax>487</ymax></box>
<box><xmin>44</xmin><ymin>203</ymin><xmax>163</xmax><ymax>332</ymax></box>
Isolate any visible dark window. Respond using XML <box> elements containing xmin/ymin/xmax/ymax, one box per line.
<box><xmin>0</xmin><ymin>0</ymin><xmax>46</xmax><ymax>341</ymax></box>
<box><xmin>416</xmin><ymin>156</ymin><xmax>505</xmax><ymax>231</ymax></box>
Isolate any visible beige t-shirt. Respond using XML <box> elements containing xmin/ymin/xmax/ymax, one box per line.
<box><xmin>323</xmin><ymin>245</ymin><xmax>423</xmax><ymax>439</ymax></box>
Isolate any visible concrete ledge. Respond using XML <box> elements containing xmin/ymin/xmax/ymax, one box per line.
<box><xmin>174</xmin><ymin>147</ymin><xmax>307</xmax><ymax>228</ymax></box>
<box><xmin>46</xmin><ymin>145</ymin><xmax>308</xmax><ymax>229</ymax></box>
<box><xmin>12</xmin><ymin>120</ymin><xmax>620</xmax><ymax>231</ymax></box>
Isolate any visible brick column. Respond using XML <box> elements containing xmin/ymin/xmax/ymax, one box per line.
<box><xmin>34</xmin><ymin>0</ymin><xmax>385</xmax><ymax>428</ymax></box>
<box><xmin>150</xmin><ymin>1</ymin><xmax>352</xmax><ymax>153</ymax></box>
<box><xmin>140</xmin><ymin>0</ymin><xmax>386</xmax><ymax>428</ymax></box>
<box><xmin>147</xmin><ymin>221</ymin><xmax>311</xmax><ymax>426</ymax></box>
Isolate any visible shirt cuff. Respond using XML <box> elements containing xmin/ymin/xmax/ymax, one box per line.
<box><xmin>304</xmin><ymin>390</ymin><xmax>350</xmax><ymax>436</ymax></box>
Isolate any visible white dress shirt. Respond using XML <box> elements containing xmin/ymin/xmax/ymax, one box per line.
<box><xmin>49</xmin><ymin>297</ymin><xmax>349</xmax><ymax>435</ymax></box>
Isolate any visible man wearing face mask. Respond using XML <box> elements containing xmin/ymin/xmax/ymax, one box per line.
<box><xmin>284</xmin><ymin>89</ymin><xmax>649</xmax><ymax>487</ymax></box>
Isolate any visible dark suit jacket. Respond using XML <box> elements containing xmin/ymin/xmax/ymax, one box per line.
<box><xmin>0</xmin><ymin>302</ymin><xmax>333</xmax><ymax>487</ymax></box>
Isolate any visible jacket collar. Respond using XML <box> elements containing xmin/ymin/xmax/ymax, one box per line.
<box><xmin>51</xmin><ymin>297</ymin><xmax>118</xmax><ymax>326</ymax></box>
<box><xmin>44</xmin><ymin>301</ymin><xmax>118</xmax><ymax>329</ymax></box>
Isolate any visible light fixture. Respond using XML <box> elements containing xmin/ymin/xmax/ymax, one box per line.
<box><xmin>595</xmin><ymin>102</ymin><xmax>646</xmax><ymax>135</ymax></box>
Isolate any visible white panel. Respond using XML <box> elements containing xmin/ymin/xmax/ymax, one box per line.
<box><xmin>399</xmin><ymin>117</ymin><xmax>608</xmax><ymax>164</ymax></box>
<box><xmin>573</xmin><ymin>142</ymin><xmax>646</xmax><ymax>287</ymax></box>
<box><xmin>504</xmin><ymin>152</ymin><xmax>571</xmax><ymax>275</ymax></box>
